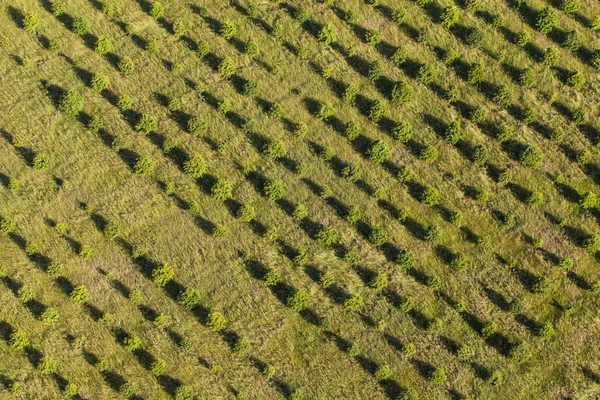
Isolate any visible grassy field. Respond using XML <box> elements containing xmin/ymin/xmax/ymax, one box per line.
<box><xmin>0</xmin><ymin>0</ymin><xmax>600</xmax><ymax>399</ymax></box>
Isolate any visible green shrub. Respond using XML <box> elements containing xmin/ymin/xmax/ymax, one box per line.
<box><xmin>196</xmin><ymin>40</ymin><xmax>210</xmax><ymax>59</ymax></box>
<box><xmin>536</xmin><ymin>6</ymin><xmax>558</xmax><ymax>33</ymax></box>
<box><xmin>542</xmin><ymin>46</ymin><xmax>559</xmax><ymax>66</ymax></box>
<box><xmin>592</xmin><ymin>15</ymin><xmax>600</xmax><ymax>30</ymax></box>
<box><xmin>183</xmin><ymin>153</ymin><xmax>207</xmax><ymax>178</ymax></box>
<box><xmin>32</xmin><ymin>153</ymin><xmax>50</xmax><ymax>170</ymax></box>
<box><xmin>419</xmin><ymin>145</ymin><xmax>438</xmax><ymax>162</ymax></box>
<box><xmin>367</xmin><ymin>140</ymin><xmax>390</xmax><ymax>163</ymax></box>
<box><xmin>317</xmin><ymin>102</ymin><xmax>335</xmax><ymax>120</ymax></box>
<box><xmin>177</xmin><ymin>288</ymin><xmax>200</xmax><ymax>310</ymax></box>
<box><xmin>341</xmin><ymin>162</ymin><xmax>361</xmax><ymax>183</ymax></box>
<box><xmin>368</xmin><ymin>273</ymin><xmax>388</xmax><ymax>290</ymax></box>
<box><xmin>344</xmin><ymin>294</ymin><xmax>363</xmax><ymax>311</ymax></box>
<box><xmin>51</xmin><ymin>0</ymin><xmax>66</xmax><ymax>16</ymax></box>
<box><xmin>493</xmin><ymin>86</ymin><xmax>512</xmax><ymax>108</ymax></box>
<box><xmin>572</xmin><ymin>107</ymin><xmax>587</xmax><ymax>125</ymax></box>
<box><xmin>526</xmin><ymin>191</ymin><xmax>543</xmax><ymax>207</ymax></box>
<box><xmin>263</xmin><ymin>269</ymin><xmax>281</xmax><ymax>286</ymax></box>
<box><xmin>563</xmin><ymin>30</ymin><xmax>582</xmax><ymax>52</ymax></box>
<box><xmin>263</xmin><ymin>179</ymin><xmax>285</xmax><ymax>201</ymax></box>
<box><xmin>59</xmin><ymin>90</ymin><xmax>84</xmax><ymax>117</ymax></box>
<box><xmin>70</xmin><ymin>285</ymin><xmax>89</xmax><ymax>303</ymax></box>
<box><xmin>294</xmin><ymin>8</ymin><xmax>309</xmax><ymax>23</ymax></box>
<box><xmin>583</xmin><ymin>234</ymin><xmax>600</xmax><ymax>253</ymax></box>
<box><xmin>149</xmin><ymin>2</ymin><xmax>164</xmax><ymax>18</ymax></box>
<box><xmin>567</xmin><ymin>71</ymin><xmax>585</xmax><ymax>89</ymax></box>
<box><xmin>450</xmin><ymin>253</ymin><xmax>470</xmax><ymax>271</ymax></box>
<box><xmin>315</xmin><ymin>225</ymin><xmax>339</xmax><ymax>246</ymax></box>
<box><xmin>465</xmin><ymin>27</ymin><xmax>484</xmax><ymax>47</ymax></box>
<box><xmin>369</xmin><ymin>228</ymin><xmax>387</xmax><ymax>246</ymax></box>
<box><xmin>292</xmin><ymin>204</ymin><xmax>308</xmax><ymax>221</ymax></box>
<box><xmin>63</xmin><ymin>382</ymin><xmax>78</xmax><ymax>398</ymax></box>
<box><xmin>135</xmin><ymin>114</ymin><xmax>157</xmax><ymax>134</ymax></box>
<box><xmin>397</xmin><ymin>249</ymin><xmax>415</xmax><ymax>269</ymax></box>
<box><xmin>123</xmin><ymin>335</ymin><xmax>142</xmax><ymax>352</ymax></box>
<box><xmin>576</xmin><ymin>150</ymin><xmax>591</xmax><ymax>164</ymax></box>
<box><xmin>1</xmin><ymin>216</ymin><xmax>16</xmax><ymax>233</ymax></box>
<box><xmin>519</xmin><ymin>146</ymin><xmax>543</xmax><ymax>169</ymax></box>
<box><xmin>152</xmin><ymin>263</ymin><xmax>174</xmax><ymax>287</ymax></box>
<box><xmin>368</xmin><ymin>61</ymin><xmax>384</xmax><ymax>82</ymax></box>
<box><xmin>509</xmin><ymin>343</ymin><xmax>531</xmax><ymax>363</ymax></box>
<box><xmin>218</xmin><ymin>57</ymin><xmax>237</xmax><ymax>79</ymax></box>
<box><xmin>172</xmin><ymin>21</ymin><xmax>186</xmax><ymax>38</ymax></box>
<box><xmin>440</xmin><ymin>6</ymin><xmax>459</xmax><ymax>28</ymax></box>
<box><xmin>417</xmin><ymin>63</ymin><xmax>436</xmax><ymax>84</ymax></box>
<box><xmin>134</xmin><ymin>156</ymin><xmax>154</xmax><ymax>176</ymax></box>
<box><xmin>580</xmin><ymin>191</ymin><xmax>597</xmax><ymax>209</ymax></box>
<box><xmin>72</xmin><ymin>17</ymin><xmax>89</xmax><ymax>36</ymax></box>
<box><xmin>519</xmin><ymin>68</ymin><xmax>535</xmax><ymax>87</ymax></box>
<box><xmin>345</xmin><ymin>205</ymin><xmax>361</xmax><ymax>224</ymax></box>
<box><xmin>211</xmin><ymin>179</ymin><xmax>233</xmax><ymax>201</ymax></box>
<box><xmin>318</xmin><ymin>24</ymin><xmax>338</xmax><ymax>45</ymax></box>
<box><xmin>95</xmin><ymin>37</ymin><xmax>112</xmax><ymax>55</ymax></box>
<box><xmin>374</xmin><ymin>365</ymin><xmax>391</xmax><ymax>381</ymax></box>
<box><xmin>425</xmin><ymin>225</ymin><xmax>440</xmax><ymax>245</ymax></box>
<box><xmin>365</xmin><ymin>29</ymin><xmax>381</xmax><ymax>46</ymax></box>
<box><xmin>537</xmin><ymin>322</ymin><xmax>555</xmax><ymax>338</ymax></box>
<box><xmin>514</xmin><ymin>30</ymin><xmax>531</xmax><ymax>47</ymax></box>
<box><xmin>38</xmin><ymin>355</ymin><xmax>57</xmax><ymax>374</ymax></box>
<box><xmin>233</xmin><ymin>337</ymin><xmax>251</xmax><ymax>355</ymax></box>
<box><xmin>345</xmin><ymin>121</ymin><xmax>360</xmax><ymax>140</ymax></box>
<box><xmin>391</xmin><ymin>81</ymin><xmax>413</xmax><ymax>104</ymax></box>
<box><xmin>91</xmin><ymin>73</ymin><xmax>109</xmax><ymax>92</ymax></box>
<box><xmin>429</xmin><ymin>368</ymin><xmax>446</xmax><ymax>384</ymax></box>
<box><xmin>23</xmin><ymin>12</ymin><xmax>39</xmax><ymax>34</ymax></box>
<box><xmin>287</xmin><ymin>290</ymin><xmax>309</xmax><ymax>311</ymax></box>
<box><xmin>236</xmin><ymin>204</ymin><xmax>255</xmax><ymax>222</ymax></box>
<box><xmin>471</xmin><ymin>145</ymin><xmax>488</xmax><ymax>165</ymax></box>
<box><xmin>368</xmin><ymin>100</ymin><xmax>387</xmax><ymax>122</ymax></box>
<box><xmin>390</xmin><ymin>47</ymin><xmax>408</xmax><ymax>67</ymax></box>
<box><xmin>419</xmin><ymin>186</ymin><xmax>440</xmax><ymax>206</ymax></box>
<box><xmin>342</xmin><ymin>84</ymin><xmax>358</xmax><ymax>104</ymax></box>
<box><xmin>444</xmin><ymin>121</ymin><xmax>463</xmax><ymax>145</ymax></box>
<box><xmin>150</xmin><ymin>358</ymin><xmax>166</xmax><ymax>376</ymax></box>
<box><xmin>445</xmin><ymin>85</ymin><xmax>459</xmax><ymax>103</ymax></box>
<box><xmin>116</xmin><ymin>57</ymin><xmax>134</xmax><ymax>75</ymax></box>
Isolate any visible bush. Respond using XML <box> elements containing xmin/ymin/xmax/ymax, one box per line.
<box><xmin>580</xmin><ymin>191</ymin><xmax>597</xmax><ymax>209</ymax></box>
<box><xmin>369</xmin><ymin>228</ymin><xmax>387</xmax><ymax>246</ymax></box>
<box><xmin>567</xmin><ymin>71</ymin><xmax>585</xmax><ymax>89</ymax></box>
<box><xmin>367</xmin><ymin>140</ymin><xmax>390</xmax><ymax>163</ymax></box>
<box><xmin>23</xmin><ymin>12</ymin><xmax>39</xmax><ymax>34</ymax></box>
<box><xmin>391</xmin><ymin>81</ymin><xmax>413</xmax><ymax>104</ymax></box>
<box><xmin>563</xmin><ymin>30</ymin><xmax>582</xmax><ymax>52</ymax></box>
<box><xmin>542</xmin><ymin>46</ymin><xmax>559</xmax><ymax>67</ymax></box>
<box><xmin>134</xmin><ymin>156</ymin><xmax>154</xmax><ymax>176</ymax></box>
<box><xmin>32</xmin><ymin>153</ymin><xmax>49</xmax><ymax>170</ymax></box>
<box><xmin>196</xmin><ymin>40</ymin><xmax>209</xmax><ymax>59</ymax></box>
<box><xmin>263</xmin><ymin>179</ymin><xmax>285</xmax><ymax>201</ymax></box>
<box><xmin>70</xmin><ymin>285</ymin><xmax>89</xmax><ymax>303</ymax></box>
<box><xmin>419</xmin><ymin>145</ymin><xmax>438</xmax><ymax>162</ymax></box>
<box><xmin>369</xmin><ymin>273</ymin><xmax>388</xmax><ymax>290</ymax></box>
<box><xmin>123</xmin><ymin>335</ymin><xmax>142</xmax><ymax>352</ymax></box>
<box><xmin>40</xmin><ymin>307</ymin><xmax>59</xmax><ymax>324</ymax></box>
<box><xmin>287</xmin><ymin>290</ymin><xmax>309</xmax><ymax>311</ymax></box>
<box><xmin>519</xmin><ymin>146</ymin><xmax>543</xmax><ymax>169</ymax></box>
<box><xmin>91</xmin><ymin>73</ymin><xmax>109</xmax><ymax>92</ymax></box>
<box><xmin>72</xmin><ymin>17</ymin><xmax>89</xmax><ymax>36</ymax></box>
<box><xmin>493</xmin><ymin>86</ymin><xmax>512</xmax><ymax>108</ymax></box>
<box><xmin>440</xmin><ymin>6</ymin><xmax>459</xmax><ymax>29</ymax></box>
<box><xmin>471</xmin><ymin>145</ymin><xmax>488</xmax><ymax>165</ymax></box>
<box><xmin>150</xmin><ymin>359</ymin><xmax>166</xmax><ymax>376</ymax></box>
<box><xmin>317</xmin><ymin>102</ymin><xmax>335</xmax><ymax>120</ymax></box>
<box><xmin>245</xmin><ymin>39</ymin><xmax>259</xmax><ymax>57</ymax></box>
<box><xmin>318</xmin><ymin>24</ymin><xmax>338</xmax><ymax>45</ymax></box>
<box><xmin>368</xmin><ymin>61</ymin><xmax>384</xmax><ymax>81</ymax></box>
<box><xmin>51</xmin><ymin>0</ymin><xmax>65</xmax><ymax>16</ymax></box>
<box><xmin>514</xmin><ymin>30</ymin><xmax>532</xmax><ymax>47</ymax></box>
<box><xmin>341</xmin><ymin>162</ymin><xmax>361</xmax><ymax>183</ymax></box>
<box><xmin>572</xmin><ymin>107</ymin><xmax>587</xmax><ymax>125</ymax></box>
<box><xmin>119</xmin><ymin>382</ymin><xmax>137</xmax><ymax>398</ymax></box>
<box><xmin>218</xmin><ymin>58</ymin><xmax>237</xmax><ymax>79</ymax></box>
<box><xmin>294</xmin><ymin>8</ymin><xmax>309</xmax><ymax>23</ymax></box>
<box><xmin>1</xmin><ymin>216</ymin><xmax>16</xmax><ymax>233</ymax></box>
<box><xmin>118</xmin><ymin>56</ymin><xmax>134</xmax><ymax>75</ymax></box>
<box><xmin>583</xmin><ymin>234</ymin><xmax>600</xmax><ymax>253</ymax></box>
<box><xmin>95</xmin><ymin>37</ymin><xmax>112</xmax><ymax>55</ymax></box>
<box><xmin>63</xmin><ymin>382</ymin><xmax>78</xmax><ymax>398</ymax></box>
<box><xmin>537</xmin><ymin>322</ymin><xmax>555</xmax><ymax>338</ymax></box>
<box><xmin>116</xmin><ymin>95</ymin><xmax>132</xmax><ymax>111</ymax></box>
<box><xmin>429</xmin><ymin>368</ymin><xmax>446</xmax><ymax>384</ymax></box>
<box><xmin>183</xmin><ymin>153</ymin><xmax>207</xmax><ymax>178</ymax></box>
<box><xmin>345</xmin><ymin>205</ymin><xmax>361</xmax><ymax>224</ymax></box>
<box><xmin>374</xmin><ymin>365</ymin><xmax>391</xmax><ymax>381</ymax></box>
<box><xmin>444</xmin><ymin>121</ymin><xmax>463</xmax><ymax>145</ymax></box>
<box><xmin>365</xmin><ymin>29</ymin><xmax>381</xmax><ymax>46</ymax></box>
<box><xmin>315</xmin><ymin>225</ymin><xmax>339</xmax><ymax>246</ymax></box>
<box><xmin>519</xmin><ymin>68</ymin><xmax>535</xmax><ymax>87</ymax></box>
<box><xmin>87</xmin><ymin>115</ymin><xmax>104</xmax><ymax>133</ymax></box>
<box><xmin>392</xmin><ymin>122</ymin><xmax>412</xmax><ymax>143</ymax></box>
<box><xmin>464</xmin><ymin>27</ymin><xmax>484</xmax><ymax>47</ymax></box>
<box><xmin>450</xmin><ymin>253</ymin><xmax>470</xmax><ymax>271</ymax></box>
<box><xmin>345</xmin><ymin>121</ymin><xmax>360</xmax><ymax>140</ymax></box>
<box><xmin>526</xmin><ymin>191</ymin><xmax>543</xmax><ymax>207</ymax></box>
<box><xmin>342</xmin><ymin>84</ymin><xmax>358</xmax><ymax>104</ymax></box>
<box><xmin>211</xmin><ymin>179</ymin><xmax>233</xmax><ymax>201</ymax></box>
<box><xmin>344</xmin><ymin>294</ymin><xmax>363</xmax><ymax>311</ymax></box>
<box><xmin>417</xmin><ymin>63</ymin><xmax>436</xmax><ymax>84</ymax></box>
<box><xmin>236</xmin><ymin>204</ymin><xmax>255</xmax><ymax>222</ymax></box>
<box><xmin>467</xmin><ymin>63</ymin><xmax>485</xmax><ymax>85</ymax></box>
<box><xmin>368</xmin><ymin>100</ymin><xmax>387</xmax><ymax>122</ymax></box>
<box><xmin>38</xmin><ymin>355</ymin><xmax>57</xmax><ymax>374</ymax></box>
<box><xmin>59</xmin><ymin>90</ymin><xmax>84</xmax><ymax>117</ymax></box>
<box><xmin>177</xmin><ymin>288</ymin><xmax>200</xmax><ymax>310</ymax></box>
<box><xmin>576</xmin><ymin>150</ymin><xmax>591</xmax><ymax>164</ymax></box>
<box><xmin>172</xmin><ymin>21</ymin><xmax>186</xmax><ymax>38</ymax></box>
<box><xmin>135</xmin><ymin>114</ymin><xmax>157</xmax><ymax>135</ymax></box>
<box><xmin>536</xmin><ymin>6</ymin><xmax>558</xmax><ymax>33</ymax></box>
<box><xmin>263</xmin><ymin>269</ymin><xmax>281</xmax><ymax>286</ymax></box>
<box><xmin>390</xmin><ymin>47</ymin><xmax>408</xmax><ymax>67</ymax></box>
<box><xmin>9</xmin><ymin>329</ymin><xmax>29</xmax><ymax>350</ymax></box>
<box><xmin>152</xmin><ymin>263</ymin><xmax>174</xmax><ymax>286</ymax></box>
<box><xmin>592</xmin><ymin>15</ymin><xmax>600</xmax><ymax>30</ymax></box>
<box><xmin>233</xmin><ymin>337</ymin><xmax>251</xmax><ymax>355</ymax></box>
<box><xmin>425</xmin><ymin>225</ymin><xmax>440</xmax><ymax>245</ymax></box>
<box><xmin>420</xmin><ymin>186</ymin><xmax>440</xmax><ymax>205</ymax></box>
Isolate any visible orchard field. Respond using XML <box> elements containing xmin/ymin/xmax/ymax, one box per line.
<box><xmin>0</xmin><ymin>0</ymin><xmax>600</xmax><ymax>399</ymax></box>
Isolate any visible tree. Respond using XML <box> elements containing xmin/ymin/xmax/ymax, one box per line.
<box><xmin>59</xmin><ymin>90</ymin><xmax>84</xmax><ymax>117</ymax></box>
<box><xmin>220</xmin><ymin>21</ymin><xmax>237</xmax><ymax>40</ymax></box>
<box><xmin>467</xmin><ymin>63</ymin><xmax>485</xmax><ymax>85</ymax></box>
<box><xmin>374</xmin><ymin>365</ymin><xmax>391</xmax><ymax>381</ymax></box>
<box><xmin>440</xmin><ymin>6</ymin><xmax>459</xmax><ymax>29</ymax></box>
<box><xmin>368</xmin><ymin>100</ymin><xmax>387</xmax><ymax>122</ymax></box>
<box><xmin>91</xmin><ymin>73</ymin><xmax>109</xmax><ymax>92</ymax></box>
<box><xmin>206</xmin><ymin>312</ymin><xmax>226</xmax><ymax>331</ymax></box>
<box><xmin>149</xmin><ymin>2</ymin><xmax>164</xmax><ymax>18</ymax></box>
<box><xmin>365</xmin><ymin>29</ymin><xmax>381</xmax><ymax>46</ymax></box>
<box><xmin>152</xmin><ymin>263</ymin><xmax>174</xmax><ymax>286</ymax></box>
<box><xmin>134</xmin><ymin>156</ymin><xmax>154</xmax><ymax>176</ymax></box>
<box><xmin>367</xmin><ymin>140</ymin><xmax>390</xmax><ymax>163</ymax></box>
<box><xmin>519</xmin><ymin>146</ymin><xmax>543</xmax><ymax>169</ymax></box>
<box><xmin>315</xmin><ymin>225</ymin><xmax>339</xmax><ymax>246</ymax></box>
<box><xmin>32</xmin><ymin>153</ymin><xmax>50</xmax><ymax>170</ymax></box>
<box><xmin>344</xmin><ymin>294</ymin><xmax>363</xmax><ymax>310</ymax></box>
<box><xmin>118</xmin><ymin>56</ymin><xmax>134</xmax><ymax>75</ymax></box>
<box><xmin>211</xmin><ymin>179</ymin><xmax>233</xmax><ymax>201</ymax></box>
<box><xmin>23</xmin><ymin>12</ymin><xmax>39</xmax><ymax>34</ymax></box>
<box><xmin>95</xmin><ymin>37</ymin><xmax>112</xmax><ymax>55</ymax></box>
<box><xmin>236</xmin><ymin>205</ymin><xmax>255</xmax><ymax>222</ymax></box>
<box><xmin>51</xmin><ymin>0</ymin><xmax>66</xmax><ymax>16</ymax></box>
<box><xmin>9</xmin><ymin>329</ymin><xmax>29</xmax><ymax>350</ymax></box>
<box><xmin>444</xmin><ymin>121</ymin><xmax>463</xmax><ymax>145</ymax></box>
<box><xmin>263</xmin><ymin>179</ymin><xmax>285</xmax><ymax>201</ymax></box>
<box><xmin>536</xmin><ymin>6</ymin><xmax>558</xmax><ymax>34</ymax></box>
<box><xmin>123</xmin><ymin>335</ymin><xmax>142</xmax><ymax>352</ymax></box>
<box><xmin>177</xmin><ymin>288</ymin><xmax>200</xmax><ymax>310</ymax></box>
<box><xmin>391</xmin><ymin>121</ymin><xmax>413</xmax><ymax>143</ymax></box>
<box><xmin>70</xmin><ymin>285</ymin><xmax>89</xmax><ymax>303</ymax></box>
<box><xmin>429</xmin><ymin>368</ymin><xmax>446</xmax><ymax>384</ymax></box>
<box><xmin>135</xmin><ymin>114</ymin><xmax>157</xmax><ymax>134</ymax></box>
<box><xmin>317</xmin><ymin>102</ymin><xmax>335</xmax><ymax>120</ymax></box>
<box><xmin>318</xmin><ymin>24</ymin><xmax>337</xmax><ymax>45</ymax></box>
<box><xmin>390</xmin><ymin>81</ymin><xmax>413</xmax><ymax>104</ymax></box>
<box><xmin>72</xmin><ymin>17</ymin><xmax>89</xmax><ymax>36</ymax></box>
<box><xmin>218</xmin><ymin>57</ymin><xmax>237</xmax><ymax>79</ymax></box>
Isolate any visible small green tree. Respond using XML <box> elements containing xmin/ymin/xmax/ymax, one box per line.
<box><xmin>177</xmin><ymin>288</ymin><xmax>200</xmax><ymax>310</ymax></box>
<box><xmin>263</xmin><ymin>179</ymin><xmax>285</xmax><ymax>201</ymax></box>
<box><xmin>134</xmin><ymin>156</ymin><xmax>154</xmax><ymax>176</ymax></box>
<box><xmin>149</xmin><ymin>2</ymin><xmax>164</xmax><ymax>18</ymax></box>
<box><xmin>317</xmin><ymin>102</ymin><xmax>334</xmax><ymax>120</ymax></box>
<box><xmin>391</xmin><ymin>81</ymin><xmax>413</xmax><ymax>104</ymax></box>
<box><xmin>219</xmin><ymin>21</ymin><xmax>237</xmax><ymax>40</ymax></box>
<box><xmin>218</xmin><ymin>57</ymin><xmax>237</xmax><ymax>79</ymax></box>
<box><xmin>367</xmin><ymin>140</ymin><xmax>390</xmax><ymax>163</ymax></box>
<box><xmin>135</xmin><ymin>114</ymin><xmax>157</xmax><ymax>134</ymax></box>
<box><xmin>95</xmin><ymin>37</ymin><xmax>112</xmax><ymax>55</ymax></box>
<box><xmin>9</xmin><ymin>329</ymin><xmax>29</xmax><ymax>350</ymax></box>
<box><xmin>344</xmin><ymin>294</ymin><xmax>363</xmax><ymax>311</ymax></box>
<box><xmin>536</xmin><ymin>6</ymin><xmax>558</xmax><ymax>34</ymax></box>
<box><xmin>318</xmin><ymin>24</ymin><xmax>337</xmax><ymax>45</ymax></box>
<box><xmin>374</xmin><ymin>365</ymin><xmax>391</xmax><ymax>381</ymax></box>
<box><xmin>72</xmin><ymin>17</ymin><xmax>89</xmax><ymax>36</ymax></box>
<box><xmin>440</xmin><ymin>6</ymin><xmax>459</xmax><ymax>28</ymax></box>
<box><xmin>206</xmin><ymin>312</ymin><xmax>226</xmax><ymax>331</ymax></box>
<box><xmin>32</xmin><ymin>153</ymin><xmax>50</xmax><ymax>170</ymax></box>
<box><xmin>152</xmin><ymin>263</ymin><xmax>174</xmax><ymax>287</ymax></box>
<box><xmin>365</xmin><ymin>29</ymin><xmax>381</xmax><ymax>46</ymax></box>
<box><xmin>211</xmin><ymin>179</ymin><xmax>233</xmax><ymax>201</ymax></box>
<box><xmin>59</xmin><ymin>90</ymin><xmax>84</xmax><ymax>117</ymax></box>
<box><xmin>23</xmin><ymin>12</ymin><xmax>39</xmax><ymax>34</ymax></box>
<box><xmin>118</xmin><ymin>56</ymin><xmax>134</xmax><ymax>75</ymax></box>
<box><xmin>287</xmin><ymin>290</ymin><xmax>309</xmax><ymax>311</ymax></box>
<box><xmin>70</xmin><ymin>285</ymin><xmax>89</xmax><ymax>303</ymax></box>
<box><xmin>519</xmin><ymin>146</ymin><xmax>543</xmax><ymax>169</ymax></box>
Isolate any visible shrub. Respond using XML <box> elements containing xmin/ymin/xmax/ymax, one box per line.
<box><xmin>345</xmin><ymin>121</ymin><xmax>360</xmax><ymax>140</ymax></box>
<box><xmin>135</xmin><ymin>114</ymin><xmax>157</xmax><ymax>134</ymax></box>
<box><xmin>542</xmin><ymin>46</ymin><xmax>559</xmax><ymax>67</ymax></box>
<box><xmin>345</xmin><ymin>205</ymin><xmax>361</xmax><ymax>224</ymax></box>
<box><xmin>583</xmin><ymin>234</ymin><xmax>600</xmax><ymax>253</ymax></box>
<box><xmin>450</xmin><ymin>253</ymin><xmax>470</xmax><ymax>271</ymax></box>
<box><xmin>51</xmin><ymin>0</ymin><xmax>65</xmax><ymax>16</ymax></box>
<box><xmin>391</xmin><ymin>81</ymin><xmax>413</xmax><ymax>104</ymax></box>
<box><xmin>420</xmin><ymin>186</ymin><xmax>440</xmax><ymax>206</ymax></box>
<box><xmin>368</xmin><ymin>61</ymin><xmax>384</xmax><ymax>81</ymax></box>
<box><xmin>63</xmin><ymin>382</ymin><xmax>78</xmax><ymax>398</ymax></box>
<box><xmin>342</xmin><ymin>84</ymin><xmax>358</xmax><ymax>104</ymax></box>
<box><xmin>493</xmin><ymin>86</ymin><xmax>512</xmax><ymax>108</ymax></box>
<box><xmin>467</xmin><ymin>63</ymin><xmax>486</xmax><ymax>85</ymax></box>
<box><xmin>440</xmin><ymin>6</ymin><xmax>459</xmax><ymax>28</ymax></box>
<box><xmin>419</xmin><ymin>145</ymin><xmax>438</xmax><ymax>162</ymax></box>
<box><xmin>9</xmin><ymin>329</ymin><xmax>29</xmax><ymax>350</ymax></box>
<box><xmin>397</xmin><ymin>250</ymin><xmax>415</xmax><ymax>269</ymax></box>
<box><xmin>444</xmin><ymin>121</ymin><xmax>463</xmax><ymax>145</ymax></box>
<box><xmin>172</xmin><ymin>21</ymin><xmax>186</xmax><ymax>38</ymax></box>
<box><xmin>318</xmin><ymin>24</ymin><xmax>337</xmax><ymax>45</ymax></box>
<box><xmin>177</xmin><ymin>288</ymin><xmax>200</xmax><ymax>310</ymax></box>
<box><xmin>196</xmin><ymin>40</ymin><xmax>209</xmax><ymax>59</ymax></box>
<box><xmin>123</xmin><ymin>335</ymin><xmax>142</xmax><ymax>352</ymax></box>
<box><xmin>32</xmin><ymin>153</ymin><xmax>49</xmax><ymax>170</ymax></box>
<box><xmin>514</xmin><ymin>30</ymin><xmax>531</xmax><ymax>47</ymax></box>
<box><xmin>367</xmin><ymin>140</ymin><xmax>390</xmax><ymax>163</ymax></box>
<box><xmin>150</xmin><ymin>359</ymin><xmax>166</xmax><ymax>376</ymax></box>
<box><xmin>23</xmin><ymin>12</ymin><xmax>39</xmax><ymax>34</ymax></box>
<box><xmin>519</xmin><ymin>146</ymin><xmax>543</xmax><ymax>169</ymax></box>
<box><xmin>390</xmin><ymin>47</ymin><xmax>409</xmax><ymax>67</ymax></box>
<box><xmin>268</xmin><ymin>102</ymin><xmax>283</xmax><ymax>119</ymax></box>
<box><xmin>369</xmin><ymin>228</ymin><xmax>387</xmax><ymax>246</ymax></box>
<box><xmin>217</xmin><ymin>57</ymin><xmax>237</xmax><ymax>79</ymax></box>
<box><xmin>471</xmin><ymin>145</ymin><xmax>488</xmax><ymax>166</ymax></box>
<box><xmin>369</xmin><ymin>273</ymin><xmax>388</xmax><ymax>290</ymax></box>
<box><xmin>368</xmin><ymin>100</ymin><xmax>387</xmax><ymax>122</ymax></box>
<box><xmin>233</xmin><ymin>337</ymin><xmax>251</xmax><ymax>355</ymax></box>
<box><xmin>152</xmin><ymin>263</ymin><xmax>174</xmax><ymax>287</ymax></box>
<box><xmin>72</xmin><ymin>17</ymin><xmax>89</xmax><ymax>36</ymax></box>
<box><xmin>417</xmin><ymin>63</ymin><xmax>436</xmax><ymax>84</ymax></box>
<box><xmin>134</xmin><ymin>156</ymin><xmax>154</xmax><ymax>176</ymax></box>
<box><xmin>146</xmin><ymin>39</ymin><xmax>158</xmax><ymax>54</ymax></box>
<box><xmin>344</xmin><ymin>294</ymin><xmax>363</xmax><ymax>311</ymax></box>
<box><xmin>567</xmin><ymin>71</ymin><xmax>585</xmax><ymax>89</ymax></box>
<box><xmin>392</xmin><ymin>121</ymin><xmax>412</xmax><ymax>143</ymax></box>
<box><xmin>519</xmin><ymin>68</ymin><xmax>535</xmax><ymax>87</ymax></box>
<box><xmin>263</xmin><ymin>269</ymin><xmax>282</xmax><ymax>286</ymax></box>
<box><xmin>429</xmin><ymin>368</ymin><xmax>446</xmax><ymax>384</ymax></box>
<box><xmin>287</xmin><ymin>290</ymin><xmax>309</xmax><ymax>311</ymax></box>
<box><xmin>91</xmin><ymin>73</ymin><xmax>109</xmax><ymax>92</ymax></box>
<box><xmin>149</xmin><ymin>1</ymin><xmax>164</xmax><ymax>18</ymax></box>
<box><xmin>294</xmin><ymin>8</ymin><xmax>309</xmax><ymax>23</ymax></box>
<box><xmin>59</xmin><ymin>90</ymin><xmax>84</xmax><ymax>117</ymax></box>
<box><xmin>236</xmin><ymin>204</ymin><xmax>255</xmax><ymax>222</ymax></box>
<box><xmin>38</xmin><ymin>355</ymin><xmax>57</xmax><ymax>374</ymax></box>
<box><xmin>211</xmin><ymin>179</ymin><xmax>233</xmax><ymax>201</ymax></box>
<box><xmin>425</xmin><ymin>225</ymin><xmax>440</xmax><ymax>245</ymax></box>
<box><xmin>119</xmin><ymin>382</ymin><xmax>137</xmax><ymax>398</ymax></box>
<box><xmin>572</xmin><ymin>107</ymin><xmax>587</xmax><ymax>125</ymax></box>
<box><xmin>536</xmin><ymin>6</ymin><xmax>558</xmax><ymax>33</ymax></box>
<box><xmin>183</xmin><ymin>153</ymin><xmax>207</xmax><ymax>178</ymax></box>
<box><xmin>537</xmin><ymin>322</ymin><xmax>555</xmax><ymax>338</ymax></box>
<box><xmin>465</xmin><ymin>27</ymin><xmax>484</xmax><ymax>47</ymax></box>
<box><xmin>0</xmin><ymin>216</ymin><xmax>16</xmax><ymax>233</ymax></box>
<box><xmin>70</xmin><ymin>285</ymin><xmax>89</xmax><ymax>303</ymax></box>
<box><xmin>526</xmin><ymin>191</ymin><xmax>543</xmax><ymax>207</ymax></box>
<box><xmin>592</xmin><ymin>15</ymin><xmax>600</xmax><ymax>30</ymax></box>
<box><xmin>580</xmin><ymin>191</ymin><xmax>597</xmax><ymax>209</ymax></box>
<box><xmin>374</xmin><ymin>365</ymin><xmax>391</xmax><ymax>381</ymax></box>
<box><xmin>365</xmin><ymin>29</ymin><xmax>381</xmax><ymax>46</ymax></box>
<box><xmin>317</xmin><ymin>102</ymin><xmax>334</xmax><ymax>120</ymax></box>
<box><xmin>95</xmin><ymin>37</ymin><xmax>112</xmax><ymax>55</ymax></box>
<box><xmin>118</xmin><ymin>56</ymin><xmax>134</xmax><ymax>75</ymax></box>
<box><xmin>563</xmin><ymin>30</ymin><xmax>582</xmax><ymax>52</ymax></box>
<box><xmin>315</xmin><ymin>225</ymin><xmax>339</xmax><ymax>246</ymax></box>
<box><xmin>263</xmin><ymin>179</ymin><xmax>285</xmax><ymax>201</ymax></box>
<box><xmin>531</xmin><ymin>276</ymin><xmax>551</xmax><ymax>294</ymax></box>
<box><xmin>576</xmin><ymin>150</ymin><xmax>591</xmax><ymax>164</ymax></box>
